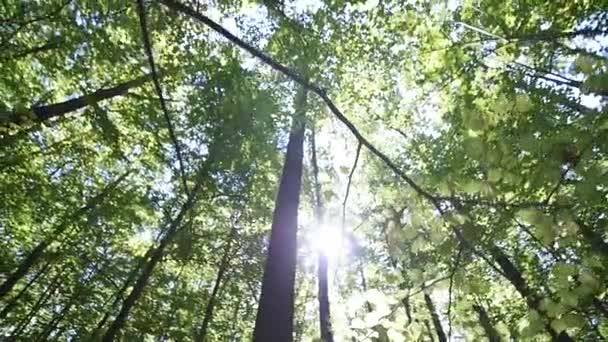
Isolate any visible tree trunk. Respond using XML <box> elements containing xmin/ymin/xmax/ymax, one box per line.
<box><xmin>0</xmin><ymin>170</ymin><xmax>130</xmax><ymax>299</ymax></box>
<box><xmin>253</xmin><ymin>88</ymin><xmax>307</xmax><ymax>342</ymax></box>
<box><xmin>359</xmin><ymin>264</ymin><xmax>374</xmax><ymax>313</ymax></box>
<box><xmin>0</xmin><ymin>74</ymin><xmax>151</xmax><ymax>126</ymax></box>
<box><xmin>310</xmin><ymin>124</ymin><xmax>334</xmax><ymax>342</ymax></box>
<box><xmin>424</xmin><ymin>293</ymin><xmax>447</xmax><ymax>342</ymax></box>
<box><xmin>102</xmin><ymin>180</ymin><xmax>202</xmax><ymax>342</ymax></box>
<box><xmin>473</xmin><ymin>304</ymin><xmax>501</xmax><ymax>342</ymax></box>
<box><xmin>195</xmin><ymin>225</ymin><xmax>238</xmax><ymax>342</ymax></box>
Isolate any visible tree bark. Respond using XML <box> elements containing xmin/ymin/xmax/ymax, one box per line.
<box><xmin>424</xmin><ymin>293</ymin><xmax>447</xmax><ymax>342</ymax></box>
<box><xmin>0</xmin><ymin>74</ymin><xmax>151</xmax><ymax>126</ymax></box>
<box><xmin>102</xmin><ymin>180</ymin><xmax>202</xmax><ymax>342</ymax></box>
<box><xmin>310</xmin><ymin>124</ymin><xmax>334</xmax><ymax>342</ymax></box>
<box><xmin>195</xmin><ymin>225</ymin><xmax>238</xmax><ymax>342</ymax></box>
<box><xmin>253</xmin><ymin>88</ymin><xmax>307</xmax><ymax>342</ymax></box>
<box><xmin>0</xmin><ymin>170</ymin><xmax>130</xmax><ymax>299</ymax></box>
<box><xmin>473</xmin><ymin>304</ymin><xmax>501</xmax><ymax>342</ymax></box>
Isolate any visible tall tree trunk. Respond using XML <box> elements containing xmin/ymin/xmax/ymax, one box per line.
<box><xmin>0</xmin><ymin>170</ymin><xmax>130</xmax><ymax>299</ymax></box>
<box><xmin>359</xmin><ymin>264</ymin><xmax>374</xmax><ymax>313</ymax></box>
<box><xmin>1</xmin><ymin>74</ymin><xmax>151</xmax><ymax>126</ymax></box>
<box><xmin>102</xmin><ymin>180</ymin><xmax>202</xmax><ymax>342</ymax></box>
<box><xmin>359</xmin><ymin>264</ymin><xmax>387</xmax><ymax>342</ymax></box>
<box><xmin>424</xmin><ymin>293</ymin><xmax>447</xmax><ymax>342</ymax></box>
<box><xmin>310</xmin><ymin>124</ymin><xmax>334</xmax><ymax>342</ymax></box>
<box><xmin>253</xmin><ymin>88</ymin><xmax>307</xmax><ymax>342</ymax></box>
<box><xmin>195</xmin><ymin>224</ymin><xmax>238</xmax><ymax>342</ymax></box>
<box><xmin>473</xmin><ymin>304</ymin><xmax>501</xmax><ymax>342</ymax></box>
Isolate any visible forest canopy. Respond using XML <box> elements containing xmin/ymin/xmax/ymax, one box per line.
<box><xmin>1</xmin><ymin>0</ymin><xmax>607</xmax><ymax>341</ymax></box>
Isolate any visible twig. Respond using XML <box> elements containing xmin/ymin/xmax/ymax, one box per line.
<box><xmin>342</xmin><ymin>142</ymin><xmax>362</xmax><ymax>231</ymax></box>
<box><xmin>136</xmin><ymin>0</ymin><xmax>189</xmax><ymax>194</ymax></box>
<box><xmin>544</xmin><ymin>167</ymin><xmax>570</xmax><ymax>206</ymax></box>
<box><xmin>447</xmin><ymin>246</ymin><xmax>463</xmax><ymax>341</ymax></box>
<box><xmin>514</xmin><ymin>219</ymin><xmax>561</xmax><ymax>260</ymax></box>
<box><xmin>453</xmin><ymin>21</ymin><xmax>508</xmax><ymax>42</ymax></box>
<box><xmin>377</xmin><ymin>274</ymin><xmax>453</xmax><ymax>324</ymax></box>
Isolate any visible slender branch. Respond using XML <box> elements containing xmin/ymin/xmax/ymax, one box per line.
<box><xmin>160</xmin><ymin>0</ymin><xmax>438</xmax><ymax>206</ymax></box>
<box><xmin>454</xmin><ymin>21</ymin><xmax>508</xmax><ymax>42</ymax></box>
<box><xmin>136</xmin><ymin>0</ymin><xmax>189</xmax><ymax>194</ymax></box>
<box><xmin>447</xmin><ymin>246</ymin><xmax>463</xmax><ymax>341</ymax></box>
<box><xmin>378</xmin><ymin>274</ymin><xmax>453</xmax><ymax>323</ymax></box>
<box><xmin>1</xmin><ymin>39</ymin><xmax>63</xmax><ymax>61</ymax></box>
<box><xmin>342</xmin><ymin>142</ymin><xmax>362</xmax><ymax>231</ymax></box>
<box><xmin>514</xmin><ymin>61</ymin><xmax>581</xmax><ymax>86</ymax></box>
<box><xmin>544</xmin><ymin>167</ymin><xmax>570</xmax><ymax>205</ymax></box>
<box><xmin>456</xmin><ymin>21</ymin><xmax>608</xmax><ymax>44</ymax></box>
<box><xmin>514</xmin><ymin>219</ymin><xmax>561</xmax><ymax>260</ymax></box>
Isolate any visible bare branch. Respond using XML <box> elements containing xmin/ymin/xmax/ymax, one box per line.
<box><xmin>136</xmin><ymin>0</ymin><xmax>189</xmax><ymax>194</ymax></box>
<box><xmin>447</xmin><ymin>246</ymin><xmax>463</xmax><ymax>341</ymax></box>
<box><xmin>342</xmin><ymin>142</ymin><xmax>361</xmax><ymax>231</ymax></box>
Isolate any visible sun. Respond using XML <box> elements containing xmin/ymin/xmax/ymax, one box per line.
<box><xmin>307</xmin><ymin>224</ymin><xmax>349</xmax><ymax>264</ymax></box>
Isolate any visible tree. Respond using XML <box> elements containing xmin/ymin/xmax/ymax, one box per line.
<box><xmin>1</xmin><ymin>0</ymin><xmax>607</xmax><ymax>340</ymax></box>
<box><xmin>311</xmin><ymin>124</ymin><xmax>335</xmax><ymax>342</ymax></box>
<box><xmin>253</xmin><ymin>87</ymin><xmax>307</xmax><ymax>342</ymax></box>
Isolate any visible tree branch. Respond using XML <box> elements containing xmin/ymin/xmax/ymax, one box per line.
<box><xmin>447</xmin><ymin>246</ymin><xmax>463</xmax><ymax>341</ymax></box>
<box><xmin>136</xmin><ymin>0</ymin><xmax>189</xmax><ymax>194</ymax></box>
<box><xmin>160</xmin><ymin>0</ymin><xmax>438</xmax><ymax>206</ymax></box>
<box><xmin>342</xmin><ymin>141</ymin><xmax>361</xmax><ymax>231</ymax></box>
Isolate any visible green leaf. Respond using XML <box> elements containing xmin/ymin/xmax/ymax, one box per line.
<box><xmin>487</xmin><ymin>168</ymin><xmax>502</xmax><ymax>183</ymax></box>
<box><xmin>551</xmin><ymin>318</ymin><xmax>568</xmax><ymax>333</ymax></box>
<box><xmin>514</xmin><ymin>94</ymin><xmax>533</xmax><ymax>113</ymax></box>
<box><xmin>574</xmin><ymin>55</ymin><xmax>595</xmax><ymax>74</ymax></box>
